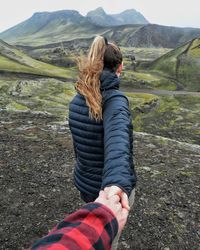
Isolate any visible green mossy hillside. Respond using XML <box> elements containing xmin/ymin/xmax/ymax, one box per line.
<box><xmin>128</xmin><ymin>94</ymin><xmax>200</xmax><ymax>144</ymax></box>
<box><xmin>0</xmin><ymin>39</ymin><xmax>76</xmax><ymax>79</ymax></box>
<box><xmin>148</xmin><ymin>38</ymin><xmax>200</xmax><ymax>91</ymax></box>
<box><xmin>122</xmin><ymin>70</ymin><xmax>177</xmax><ymax>90</ymax></box>
<box><xmin>0</xmin><ymin>78</ymin><xmax>76</xmax><ymax>118</ymax></box>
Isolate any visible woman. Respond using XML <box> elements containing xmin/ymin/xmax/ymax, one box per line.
<box><xmin>68</xmin><ymin>35</ymin><xmax>137</xmax><ymax>212</ymax></box>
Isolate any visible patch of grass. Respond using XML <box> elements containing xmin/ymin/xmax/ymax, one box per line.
<box><xmin>122</xmin><ymin>70</ymin><xmax>177</xmax><ymax>90</ymax></box>
<box><xmin>188</xmin><ymin>38</ymin><xmax>200</xmax><ymax>57</ymax></box>
<box><xmin>127</xmin><ymin>71</ymin><xmax>159</xmax><ymax>81</ymax></box>
<box><xmin>179</xmin><ymin>171</ymin><xmax>195</xmax><ymax>177</ymax></box>
<box><xmin>0</xmin><ymin>55</ymin><xmax>36</xmax><ymax>73</ymax></box>
<box><xmin>121</xmin><ymin>47</ymin><xmax>171</xmax><ymax>61</ymax></box>
<box><xmin>126</xmin><ymin>92</ymin><xmax>159</xmax><ymax>107</ymax></box>
<box><xmin>6</xmin><ymin>101</ymin><xmax>29</xmax><ymax>111</ymax></box>
<box><xmin>125</xmin><ymin>92</ymin><xmax>159</xmax><ymax>131</ymax></box>
<box><xmin>177</xmin><ymin>55</ymin><xmax>200</xmax><ymax>91</ymax></box>
<box><xmin>0</xmin><ymin>77</ymin><xmax>76</xmax><ymax>119</ymax></box>
<box><xmin>157</xmin><ymin>95</ymin><xmax>179</xmax><ymax>112</ymax></box>
<box><xmin>130</xmin><ymin>94</ymin><xmax>200</xmax><ymax>144</ymax></box>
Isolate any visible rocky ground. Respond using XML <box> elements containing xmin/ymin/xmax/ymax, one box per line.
<box><xmin>0</xmin><ymin>110</ymin><xmax>199</xmax><ymax>250</ymax></box>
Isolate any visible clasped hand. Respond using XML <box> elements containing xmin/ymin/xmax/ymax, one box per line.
<box><xmin>104</xmin><ymin>186</ymin><xmax>130</xmax><ymax>210</ymax></box>
<box><xmin>95</xmin><ymin>186</ymin><xmax>130</xmax><ymax>232</ymax></box>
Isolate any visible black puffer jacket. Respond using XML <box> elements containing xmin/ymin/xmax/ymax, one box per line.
<box><xmin>69</xmin><ymin>69</ymin><xmax>137</xmax><ymax>201</ymax></box>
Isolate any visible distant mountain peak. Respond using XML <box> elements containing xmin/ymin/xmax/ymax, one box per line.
<box><xmin>86</xmin><ymin>7</ymin><xmax>116</xmax><ymax>26</ymax></box>
<box><xmin>86</xmin><ymin>7</ymin><xmax>149</xmax><ymax>26</ymax></box>
<box><xmin>94</xmin><ymin>7</ymin><xmax>105</xmax><ymax>13</ymax></box>
<box><xmin>120</xmin><ymin>9</ymin><xmax>137</xmax><ymax>14</ymax></box>
<box><xmin>112</xmin><ymin>8</ymin><xmax>149</xmax><ymax>25</ymax></box>
<box><xmin>87</xmin><ymin>7</ymin><xmax>107</xmax><ymax>17</ymax></box>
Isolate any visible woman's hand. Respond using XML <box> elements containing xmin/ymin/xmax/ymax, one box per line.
<box><xmin>95</xmin><ymin>190</ymin><xmax>129</xmax><ymax>232</ymax></box>
<box><xmin>104</xmin><ymin>186</ymin><xmax>130</xmax><ymax>211</ymax></box>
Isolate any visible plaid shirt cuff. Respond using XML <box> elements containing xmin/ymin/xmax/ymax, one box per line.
<box><xmin>30</xmin><ymin>202</ymin><xmax>118</xmax><ymax>250</ymax></box>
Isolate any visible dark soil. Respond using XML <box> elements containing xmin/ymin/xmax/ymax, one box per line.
<box><xmin>0</xmin><ymin>110</ymin><xmax>199</xmax><ymax>250</ymax></box>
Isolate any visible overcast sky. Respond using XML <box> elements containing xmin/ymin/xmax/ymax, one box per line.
<box><xmin>0</xmin><ymin>0</ymin><xmax>199</xmax><ymax>32</ymax></box>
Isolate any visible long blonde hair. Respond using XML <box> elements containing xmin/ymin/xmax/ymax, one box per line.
<box><xmin>75</xmin><ymin>36</ymin><xmax>107</xmax><ymax>121</ymax></box>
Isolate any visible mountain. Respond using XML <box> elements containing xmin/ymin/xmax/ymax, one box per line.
<box><xmin>0</xmin><ymin>9</ymin><xmax>200</xmax><ymax>48</ymax></box>
<box><xmin>86</xmin><ymin>7</ymin><xmax>149</xmax><ymax>26</ymax></box>
<box><xmin>0</xmin><ymin>8</ymin><xmax>149</xmax><ymax>46</ymax></box>
<box><xmin>102</xmin><ymin>24</ymin><xmax>200</xmax><ymax>48</ymax></box>
<box><xmin>112</xmin><ymin>9</ymin><xmax>149</xmax><ymax>25</ymax></box>
<box><xmin>0</xmin><ymin>10</ymin><xmax>107</xmax><ymax>46</ymax></box>
<box><xmin>148</xmin><ymin>37</ymin><xmax>200</xmax><ymax>91</ymax></box>
<box><xmin>0</xmin><ymin>10</ymin><xmax>84</xmax><ymax>40</ymax></box>
<box><xmin>121</xmin><ymin>24</ymin><xmax>200</xmax><ymax>47</ymax></box>
<box><xmin>0</xmin><ymin>39</ymin><xmax>74</xmax><ymax>79</ymax></box>
<box><xmin>86</xmin><ymin>7</ymin><xmax>118</xmax><ymax>26</ymax></box>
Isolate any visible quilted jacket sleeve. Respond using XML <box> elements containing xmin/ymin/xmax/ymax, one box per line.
<box><xmin>101</xmin><ymin>94</ymin><xmax>137</xmax><ymax>196</ymax></box>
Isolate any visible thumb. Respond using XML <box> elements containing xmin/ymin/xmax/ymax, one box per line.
<box><xmin>118</xmin><ymin>208</ymin><xmax>129</xmax><ymax>232</ymax></box>
<box><xmin>121</xmin><ymin>192</ymin><xmax>130</xmax><ymax>211</ymax></box>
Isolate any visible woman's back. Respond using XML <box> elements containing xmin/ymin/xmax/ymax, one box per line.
<box><xmin>69</xmin><ymin>69</ymin><xmax>136</xmax><ymax>201</ymax></box>
<box><xmin>69</xmin><ymin>92</ymin><xmax>104</xmax><ymax>198</ymax></box>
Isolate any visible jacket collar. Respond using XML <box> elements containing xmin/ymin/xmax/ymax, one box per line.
<box><xmin>100</xmin><ymin>68</ymin><xmax>120</xmax><ymax>91</ymax></box>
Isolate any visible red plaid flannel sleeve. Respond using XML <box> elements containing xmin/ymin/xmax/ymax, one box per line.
<box><xmin>30</xmin><ymin>202</ymin><xmax>118</xmax><ymax>250</ymax></box>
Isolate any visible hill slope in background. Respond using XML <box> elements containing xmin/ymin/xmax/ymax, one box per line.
<box><xmin>121</xmin><ymin>24</ymin><xmax>200</xmax><ymax>47</ymax></box>
<box><xmin>103</xmin><ymin>24</ymin><xmax>200</xmax><ymax>48</ymax></box>
<box><xmin>86</xmin><ymin>7</ymin><xmax>149</xmax><ymax>26</ymax></box>
<box><xmin>1</xmin><ymin>9</ymin><xmax>200</xmax><ymax>47</ymax></box>
<box><xmin>149</xmin><ymin>37</ymin><xmax>200</xmax><ymax>91</ymax></box>
<box><xmin>0</xmin><ymin>39</ymin><xmax>75</xmax><ymax>79</ymax></box>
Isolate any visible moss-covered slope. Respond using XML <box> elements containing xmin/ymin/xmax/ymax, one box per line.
<box><xmin>149</xmin><ymin>38</ymin><xmax>200</xmax><ymax>91</ymax></box>
<box><xmin>0</xmin><ymin>39</ymin><xmax>76</xmax><ymax>79</ymax></box>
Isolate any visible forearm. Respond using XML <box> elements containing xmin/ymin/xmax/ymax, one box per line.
<box><xmin>30</xmin><ymin>203</ymin><xmax>118</xmax><ymax>250</ymax></box>
<box><xmin>102</xmin><ymin>91</ymin><xmax>138</xmax><ymax>196</ymax></box>
<box><xmin>103</xmin><ymin>111</ymin><xmax>136</xmax><ymax>195</ymax></box>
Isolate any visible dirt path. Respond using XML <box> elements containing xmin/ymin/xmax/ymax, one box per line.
<box><xmin>122</xmin><ymin>88</ymin><xmax>200</xmax><ymax>96</ymax></box>
<box><xmin>0</xmin><ymin>110</ymin><xmax>199</xmax><ymax>250</ymax></box>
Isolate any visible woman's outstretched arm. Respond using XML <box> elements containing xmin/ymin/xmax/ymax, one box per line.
<box><xmin>102</xmin><ymin>94</ymin><xmax>137</xmax><ymax>201</ymax></box>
